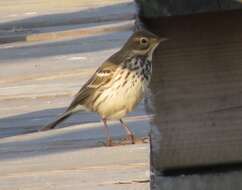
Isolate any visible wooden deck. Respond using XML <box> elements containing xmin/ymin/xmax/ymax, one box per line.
<box><xmin>0</xmin><ymin>1</ymin><xmax>150</xmax><ymax>189</ymax></box>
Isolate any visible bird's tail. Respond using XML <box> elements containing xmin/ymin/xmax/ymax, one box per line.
<box><xmin>39</xmin><ymin>111</ymin><xmax>73</xmax><ymax>131</ymax></box>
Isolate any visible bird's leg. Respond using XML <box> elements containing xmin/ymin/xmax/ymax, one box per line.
<box><xmin>102</xmin><ymin>118</ymin><xmax>112</xmax><ymax>146</ymax></box>
<box><xmin>120</xmin><ymin>119</ymin><xmax>135</xmax><ymax>144</ymax></box>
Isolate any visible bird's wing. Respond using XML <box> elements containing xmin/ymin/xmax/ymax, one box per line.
<box><xmin>66</xmin><ymin>62</ymin><xmax>119</xmax><ymax>112</ymax></box>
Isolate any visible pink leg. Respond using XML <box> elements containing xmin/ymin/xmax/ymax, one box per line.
<box><xmin>102</xmin><ymin>118</ymin><xmax>112</xmax><ymax>146</ymax></box>
<box><xmin>120</xmin><ymin>119</ymin><xmax>135</xmax><ymax>144</ymax></box>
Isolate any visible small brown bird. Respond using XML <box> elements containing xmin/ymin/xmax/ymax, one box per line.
<box><xmin>40</xmin><ymin>30</ymin><xmax>162</xmax><ymax>146</ymax></box>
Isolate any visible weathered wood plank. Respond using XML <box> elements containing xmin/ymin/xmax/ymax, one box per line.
<box><xmin>0</xmin><ymin>131</ymin><xmax>150</xmax><ymax>190</ymax></box>
<box><xmin>0</xmin><ymin>29</ymin><xmax>151</xmax><ymax>189</ymax></box>
<box><xmin>152</xmin><ymin>171</ymin><xmax>242</xmax><ymax>190</ymax></box>
<box><xmin>147</xmin><ymin>10</ymin><xmax>242</xmax><ymax>171</ymax></box>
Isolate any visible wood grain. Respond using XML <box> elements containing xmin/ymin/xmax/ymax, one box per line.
<box><xmin>152</xmin><ymin>171</ymin><xmax>242</xmax><ymax>190</ymax></box>
<box><xmin>147</xmin><ymin>10</ymin><xmax>242</xmax><ymax>171</ymax></box>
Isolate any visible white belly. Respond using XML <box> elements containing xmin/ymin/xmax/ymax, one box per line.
<box><xmin>94</xmin><ymin>69</ymin><xmax>148</xmax><ymax>120</ymax></box>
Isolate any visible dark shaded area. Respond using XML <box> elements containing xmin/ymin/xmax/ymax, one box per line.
<box><xmin>141</xmin><ymin>9</ymin><xmax>242</xmax><ymax>38</ymax></box>
<box><xmin>0</xmin><ymin>107</ymin><xmax>99</xmax><ymax>138</ymax></box>
<box><xmin>161</xmin><ymin>163</ymin><xmax>242</xmax><ymax>177</ymax></box>
<box><xmin>135</xmin><ymin>0</ymin><xmax>242</xmax><ymax>17</ymax></box>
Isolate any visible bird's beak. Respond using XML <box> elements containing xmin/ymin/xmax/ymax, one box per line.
<box><xmin>151</xmin><ymin>37</ymin><xmax>167</xmax><ymax>45</ymax></box>
<box><xmin>150</xmin><ymin>38</ymin><xmax>167</xmax><ymax>50</ymax></box>
<box><xmin>157</xmin><ymin>37</ymin><xmax>168</xmax><ymax>44</ymax></box>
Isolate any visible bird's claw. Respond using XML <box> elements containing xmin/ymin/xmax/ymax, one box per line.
<box><xmin>106</xmin><ymin>138</ymin><xmax>113</xmax><ymax>146</ymax></box>
<box><xmin>128</xmin><ymin>134</ymin><xmax>135</xmax><ymax>144</ymax></box>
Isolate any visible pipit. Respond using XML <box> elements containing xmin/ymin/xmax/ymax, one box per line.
<box><xmin>40</xmin><ymin>30</ymin><xmax>162</xmax><ymax>146</ymax></box>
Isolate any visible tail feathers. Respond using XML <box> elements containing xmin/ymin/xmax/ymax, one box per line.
<box><xmin>40</xmin><ymin>111</ymin><xmax>72</xmax><ymax>131</ymax></box>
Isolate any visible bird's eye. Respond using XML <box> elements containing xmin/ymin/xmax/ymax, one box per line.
<box><xmin>140</xmin><ymin>37</ymin><xmax>148</xmax><ymax>45</ymax></box>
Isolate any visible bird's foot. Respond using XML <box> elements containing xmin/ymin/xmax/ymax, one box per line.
<box><xmin>106</xmin><ymin>138</ymin><xmax>113</xmax><ymax>146</ymax></box>
<box><xmin>117</xmin><ymin>134</ymin><xmax>135</xmax><ymax>145</ymax></box>
<box><xmin>123</xmin><ymin>136</ymin><xmax>149</xmax><ymax>144</ymax></box>
<box><xmin>96</xmin><ymin>138</ymin><xmax>113</xmax><ymax>147</ymax></box>
<box><xmin>97</xmin><ymin>136</ymin><xmax>149</xmax><ymax>147</ymax></box>
<box><xmin>141</xmin><ymin>136</ymin><xmax>149</xmax><ymax>143</ymax></box>
<box><xmin>128</xmin><ymin>134</ymin><xmax>135</xmax><ymax>144</ymax></box>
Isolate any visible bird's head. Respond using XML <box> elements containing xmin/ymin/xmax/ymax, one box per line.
<box><xmin>122</xmin><ymin>30</ymin><xmax>165</xmax><ymax>57</ymax></box>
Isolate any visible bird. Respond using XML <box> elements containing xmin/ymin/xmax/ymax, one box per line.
<box><xmin>40</xmin><ymin>30</ymin><xmax>163</xmax><ymax>146</ymax></box>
